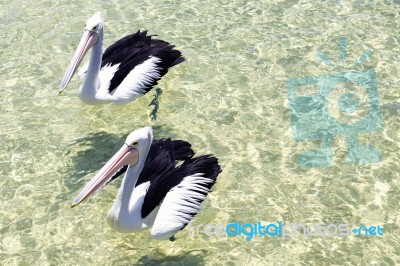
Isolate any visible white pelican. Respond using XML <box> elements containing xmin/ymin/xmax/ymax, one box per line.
<box><xmin>59</xmin><ymin>12</ymin><xmax>184</xmax><ymax>105</ymax></box>
<box><xmin>72</xmin><ymin>126</ymin><xmax>221</xmax><ymax>240</ymax></box>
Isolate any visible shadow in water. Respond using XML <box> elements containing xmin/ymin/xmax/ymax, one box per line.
<box><xmin>149</xmin><ymin>87</ymin><xmax>163</xmax><ymax>121</ymax></box>
<box><xmin>62</xmin><ymin>124</ymin><xmax>178</xmax><ymax>195</ymax></box>
<box><xmin>62</xmin><ymin>131</ymin><xmax>124</xmax><ymax>194</ymax></box>
<box><xmin>137</xmin><ymin>252</ymin><xmax>207</xmax><ymax>266</ymax></box>
<box><xmin>113</xmin><ymin>249</ymin><xmax>208</xmax><ymax>265</ymax></box>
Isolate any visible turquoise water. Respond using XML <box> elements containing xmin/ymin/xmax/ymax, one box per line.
<box><xmin>1</xmin><ymin>0</ymin><xmax>399</xmax><ymax>265</ymax></box>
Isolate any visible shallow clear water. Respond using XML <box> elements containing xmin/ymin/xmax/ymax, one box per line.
<box><xmin>1</xmin><ymin>0</ymin><xmax>399</xmax><ymax>265</ymax></box>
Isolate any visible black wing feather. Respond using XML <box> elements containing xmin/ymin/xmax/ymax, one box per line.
<box><xmin>101</xmin><ymin>30</ymin><xmax>184</xmax><ymax>94</ymax></box>
<box><xmin>135</xmin><ymin>138</ymin><xmax>194</xmax><ymax>188</ymax></box>
<box><xmin>141</xmin><ymin>155</ymin><xmax>222</xmax><ymax>218</ymax></box>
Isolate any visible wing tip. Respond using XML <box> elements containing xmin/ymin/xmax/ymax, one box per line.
<box><xmin>172</xmin><ymin>56</ymin><xmax>185</xmax><ymax>67</ymax></box>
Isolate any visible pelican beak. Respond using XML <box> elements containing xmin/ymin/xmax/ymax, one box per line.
<box><xmin>71</xmin><ymin>144</ymin><xmax>139</xmax><ymax>207</ymax></box>
<box><xmin>59</xmin><ymin>30</ymin><xmax>99</xmax><ymax>93</ymax></box>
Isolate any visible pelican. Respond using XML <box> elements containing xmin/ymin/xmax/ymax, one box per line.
<box><xmin>72</xmin><ymin>126</ymin><xmax>221</xmax><ymax>240</ymax></box>
<box><xmin>59</xmin><ymin>12</ymin><xmax>184</xmax><ymax>105</ymax></box>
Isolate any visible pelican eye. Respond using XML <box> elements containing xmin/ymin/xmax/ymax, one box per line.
<box><xmin>131</xmin><ymin>141</ymin><xmax>139</xmax><ymax>147</ymax></box>
<box><xmin>92</xmin><ymin>26</ymin><xmax>97</xmax><ymax>30</ymax></box>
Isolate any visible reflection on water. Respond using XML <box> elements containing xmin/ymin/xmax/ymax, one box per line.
<box><xmin>0</xmin><ymin>0</ymin><xmax>399</xmax><ymax>264</ymax></box>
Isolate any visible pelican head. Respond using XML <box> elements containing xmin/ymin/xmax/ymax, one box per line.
<box><xmin>72</xmin><ymin>126</ymin><xmax>153</xmax><ymax>207</ymax></box>
<box><xmin>59</xmin><ymin>12</ymin><xmax>104</xmax><ymax>93</ymax></box>
<box><xmin>85</xmin><ymin>12</ymin><xmax>104</xmax><ymax>32</ymax></box>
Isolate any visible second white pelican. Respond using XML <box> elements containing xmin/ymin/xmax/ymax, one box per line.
<box><xmin>72</xmin><ymin>126</ymin><xmax>221</xmax><ymax>240</ymax></box>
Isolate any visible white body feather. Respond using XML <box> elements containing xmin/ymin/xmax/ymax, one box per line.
<box><xmin>107</xmin><ymin>172</ymin><xmax>213</xmax><ymax>239</ymax></box>
<box><xmin>77</xmin><ymin>28</ymin><xmax>162</xmax><ymax>105</ymax></box>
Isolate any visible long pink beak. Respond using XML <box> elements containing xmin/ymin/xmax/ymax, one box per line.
<box><xmin>59</xmin><ymin>30</ymin><xmax>99</xmax><ymax>93</ymax></box>
<box><xmin>71</xmin><ymin>144</ymin><xmax>139</xmax><ymax>207</ymax></box>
